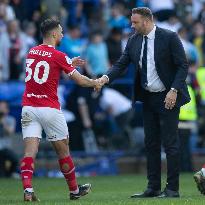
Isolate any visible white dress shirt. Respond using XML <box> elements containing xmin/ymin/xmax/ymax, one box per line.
<box><xmin>139</xmin><ymin>25</ymin><xmax>166</xmax><ymax>92</ymax></box>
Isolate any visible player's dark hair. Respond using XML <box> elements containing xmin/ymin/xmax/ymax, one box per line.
<box><xmin>40</xmin><ymin>18</ymin><xmax>60</xmax><ymax>37</ymax></box>
<box><xmin>132</xmin><ymin>7</ymin><xmax>153</xmax><ymax>21</ymax></box>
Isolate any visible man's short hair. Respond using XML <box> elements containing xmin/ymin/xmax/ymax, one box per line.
<box><xmin>132</xmin><ymin>7</ymin><xmax>153</xmax><ymax>21</ymax></box>
<box><xmin>40</xmin><ymin>18</ymin><xmax>60</xmax><ymax>37</ymax></box>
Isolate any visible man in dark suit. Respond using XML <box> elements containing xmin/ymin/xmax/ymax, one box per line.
<box><xmin>96</xmin><ymin>7</ymin><xmax>190</xmax><ymax>198</ymax></box>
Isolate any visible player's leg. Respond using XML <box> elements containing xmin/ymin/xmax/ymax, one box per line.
<box><xmin>21</xmin><ymin>138</ymin><xmax>40</xmax><ymax>201</ymax></box>
<box><xmin>51</xmin><ymin>139</ymin><xmax>91</xmax><ymax>200</ymax></box>
<box><xmin>52</xmin><ymin>138</ymin><xmax>78</xmax><ymax>193</ymax></box>
<box><xmin>21</xmin><ymin>106</ymin><xmax>42</xmax><ymax>201</ymax></box>
<box><xmin>41</xmin><ymin>107</ymin><xmax>91</xmax><ymax>200</ymax></box>
<box><xmin>194</xmin><ymin>165</ymin><xmax>205</xmax><ymax>195</ymax></box>
<box><xmin>21</xmin><ymin>138</ymin><xmax>39</xmax><ymax>189</ymax></box>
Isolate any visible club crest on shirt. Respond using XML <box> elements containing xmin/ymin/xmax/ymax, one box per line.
<box><xmin>65</xmin><ymin>56</ymin><xmax>72</xmax><ymax>65</ymax></box>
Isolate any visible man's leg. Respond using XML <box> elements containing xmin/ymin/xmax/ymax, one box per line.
<box><xmin>21</xmin><ymin>106</ymin><xmax>42</xmax><ymax>201</ymax></box>
<box><xmin>143</xmin><ymin>104</ymin><xmax>161</xmax><ymax>191</ymax></box>
<box><xmin>160</xmin><ymin>107</ymin><xmax>180</xmax><ymax>193</ymax></box>
<box><xmin>131</xmin><ymin>102</ymin><xmax>161</xmax><ymax>198</ymax></box>
<box><xmin>51</xmin><ymin>138</ymin><xmax>91</xmax><ymax>200</ymax></box>
<box><xmin>20</xmin><ymin>137</ymin><xmax>40</xmax><ymax>201</ymax></box>
<box><xmin>52</xmin><ymin>138</ymin><xmax>78</xmax><ymax>193</ymax></box>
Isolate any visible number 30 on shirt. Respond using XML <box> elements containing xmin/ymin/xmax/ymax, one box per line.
<box><xmin>25</xmin><ymin>59</ymin><xmax>50</xmax><ymax>84</ymax></box>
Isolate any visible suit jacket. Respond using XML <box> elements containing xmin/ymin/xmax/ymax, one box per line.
<box><xmin>106</xmin><ymin>27</ymin><xmax>191</xmax><ymax>107</ymax></box>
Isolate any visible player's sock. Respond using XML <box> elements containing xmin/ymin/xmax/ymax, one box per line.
<box><xmin>20</xmin><ymin>157</ymin><xmax>34</xmax><ymax>190</ymax></box>
<box><xmin>59</xmin><ymin>156</ymin><xmax>79</xmax><ymax>194</ymax></box>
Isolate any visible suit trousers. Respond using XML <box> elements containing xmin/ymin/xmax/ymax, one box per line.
<box><xmin>142</xmin><ymin>90</ymin><xmax>180</xmax><ymax>191</ymax></box>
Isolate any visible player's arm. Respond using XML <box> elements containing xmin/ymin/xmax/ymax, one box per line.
<box><xmin>57</xmin><ymin>52</ymin><xmax>102</xmax><ymax>88</ymax></box>
<box><xmin>70</xmin><ymin>70</ymin><xmax>97</xmax><ymax>87</ymax></box>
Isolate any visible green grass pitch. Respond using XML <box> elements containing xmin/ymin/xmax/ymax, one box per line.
<box><xmin>0</xmin><ymin>174</ymin><xmax>205</xmax><ymax>205</ymax></box>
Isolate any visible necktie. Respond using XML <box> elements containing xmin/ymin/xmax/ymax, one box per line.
<box><xmin>141</xmin><ymin>36</ymin><xmax>148</xmax><ymax>89</ymax></box>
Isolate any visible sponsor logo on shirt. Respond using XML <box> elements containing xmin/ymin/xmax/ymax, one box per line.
<box><xmin>27</xmin><ymin>93</ymin><xmax>48</xmax><ymax>98</ymax></box>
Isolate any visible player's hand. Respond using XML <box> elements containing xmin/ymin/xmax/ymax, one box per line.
<box><xmin>93</xmin><ymin>79</ymin><xmax>103</xmax><ymax>92</ymax></box>
<box><xmin>94</xmin><ymin>76</ymin><xmax>108</xmax><ymax>92</ymax></box>
<box><xmin>72</xmin><ymin>56</ymin><xmax>86</xmax><ymax>67</ymax></box>
<box><xmin>164</xmin><ymin>90</ymin><xmax>177</xmax><ymax>109</ymax></box>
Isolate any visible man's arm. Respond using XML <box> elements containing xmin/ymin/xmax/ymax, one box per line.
<box><xmin>170</xmin><ymin>32</ymin><xmax>189</xmax><ymax>91</ymax></box>
<box><xmin>106</xmin><ymin>37</ymin><xmax>132</xmax><ymax>83</ymax></box>
<box><xmin>164</xmin><ymin>32</ymin><xmax>189</xmax><ymax>110</ymax></box>
<box><xmin>94</xmin><ymin>37</ymin><xmax>132</xmax><ymax>91</ymax></box>
<box><xmin>70</xmin><ymin>70</ymin><xmax>99</xmax><ymax>88</ymax></box>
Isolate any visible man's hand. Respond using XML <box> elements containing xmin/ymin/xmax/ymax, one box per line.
<box><xmin>93</xmin><ymin>79</ymin><xmax>104</xmax><ymax>92</ymax></box>
<box><xmin>94</xmin><ymin>76</ymin><xmax>109</xmax><ymax>92</ymax></box>
<box><xmin>164</xmin><ymin>90</ymin><xmax>177</xmax><ymax>109</ymax></box>
<box><xmin>72</xmin><ymin>56</ymin><xmax>86</xmax><ymax>67</ymax></box>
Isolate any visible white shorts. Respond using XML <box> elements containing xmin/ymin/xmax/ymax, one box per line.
<box><xmin>21</xmin><ymin>106</ymin><xmax>69</xmax><ymax>141</ymax></box>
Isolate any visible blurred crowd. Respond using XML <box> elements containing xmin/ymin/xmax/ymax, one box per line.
<box><xmin>1</xmin><ymin>0</ymin><xmax>205</xmax><ymax>175</ymax></box>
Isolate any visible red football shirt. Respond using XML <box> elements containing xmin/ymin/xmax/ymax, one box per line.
<box><xmin>22</xmin><ymin>44</ymin><xmax>76</xmax><ymax>110</ymax></box>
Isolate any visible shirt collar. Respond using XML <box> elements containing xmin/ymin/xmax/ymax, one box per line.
<box><xmin>144</xmin><ymin>25</ymin><xmax>156</xmax><ymax>40</ymax></box>
<box><xmin>40</xmin><ymin>44</ymin><xmax>55</xmax><ymax>49</ymax></box>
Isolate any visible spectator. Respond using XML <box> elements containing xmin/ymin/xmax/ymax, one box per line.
<box><xmin>149</xmin><ymin>0</ymin><xmax>175</xmax><ymax>21</ymax></box>
<box><xmin>0</xmin><ymin>100</ymin><xmax>18</xmax><ymax>177</ymax></box>
<box><xmin>195</xmin><ymin>66</ymin><xmax>205</xmax><ymax>148</ymax></box>
<box><xmin>31</xmin><ymin>10</ymin><xmax>42</xmax><ymax>43</ymax></box>
<box><xmin>192</xmin><ymin>21</ymin><xmax>205</xmax><ymax>66</ymax></box>
<box><xmin>0</xmin><ymin>28</ymin><xmax>10</xmax><ymax>81</ymax></box>
<box><xmin>198</xmin><ymin>2</ymin><xmax>205</xmax><ymax>27</ymax></box>
<box><xmin>41</xmin><ymin>0</ymin><xmax>62</xmax><ymax>20</ymax></box>
<box><xmin>7</xmin><ymin>19</ymin><xmax>26</xmax><ymax>80</ymax></box>
<box><xmin>156</xmin><ymin>14</ymin><xmax>181</xmax><ymax>32</ymax></box>
<box><xmin>106</xmin><ymin>27</ymin><xmax>123</xmax><ymax>66</ymax></box>
<box><xmin>21</xmin><ymin>21</ymin><xmax>37</xmax><ymax>53</ymax></box>
<box><xmin>175</xmin><ymin>0</ymin><xmax>193</xmax><ymax>28</ymax></box>
<box><xmin>99</xmin><ymin>87</ymin><xmax>133</xmax><ymax>149</ymax></box>
<box><xmin>10</xmin><ymin>0</ymin><xmax>26</xmax><ymax>22</ymax></box>
<box><xmin>121</xmin><ymin>27</ymin><xmax>132</xmax><ymax>51</ymax></box>
<box><xmin>88</xmin><ymin>1</ymin><xmax>109</xmax><ymax>35</ymax></box>
<box><xmin>65</xmin><ymin>1</ymin><xmax>88</xmax><ymax>37</ymax></box>
<box><xmin>178</xmin><ymin>26</ymin><xmax>199</xmax><ymax>66</ymax></box>
<box><xmin>85</xmin><ymin>32</ymin><xmax>109</xmax><ymax>77</ymax></box>
<box><xmin>108</xmin><ymin>4</ymin><xmax>129</xmax><ymax>29</ymax></box>
<box><xmin>192</xmin><ymin>0</ymin><xmax>203</xmax><ymax>19</ymax></box>
<box><xmin>0</xmin><ymin>2</ymin><xmax>7</xmax><ymax>33</ymax></box>
<box><xmin>178</xmin><ymin>82</ymin><xmax>197</xmax><ymax>172</ymax></box>
<box><xmin>0</xmin><ymin>0</ymin><xmax>15</xmax><ymax>21</ymax></box>
<box><xmin>66</xmin><ymin>83</ymin><xmax>102</xmax><ymax>151</ymax></box>
<box><xmin>58</xmin><ymin>25</ymin><xmax>86</xmax><ymax>58</ymax></box>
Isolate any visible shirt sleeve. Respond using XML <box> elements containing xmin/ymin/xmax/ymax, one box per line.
<box><xmin>55</xmin><ymin>51</ymin><xmax>76</xmax><ymax>76</ymax></box>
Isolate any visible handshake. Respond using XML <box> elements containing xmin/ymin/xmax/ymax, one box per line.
<box><xmin>92</xmin><ymin>75</ymin><xmax>109</xmax><ymax>92</ymax></box>
<box><xmin>71</xmin><ymin>57</ymin><xmax>108</xmax><ymax>92</ymax></box>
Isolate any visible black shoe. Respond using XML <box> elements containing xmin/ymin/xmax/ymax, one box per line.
<box><xmin>157</xmin><ymin>188</ymin><xmax>179</xmax><ymax>198</ymax></box>
<box><xmin>131</xmin><ymin>188</ymin><xmax>161</xmax><ymax>198</ymax></box>
<box><xmin>70</xmin><ymin>183</ymin><xmax>91</xmax><ymax>200</ymax></box>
